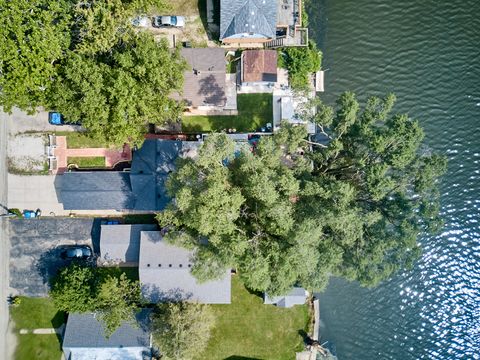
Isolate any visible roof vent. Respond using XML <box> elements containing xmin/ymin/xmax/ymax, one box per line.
<box><xmin>179</xmin><ymin>264</ymin><xmax>183</xmax><ymax>268</ymax></box>
<box><xmin>147</xmin><ymin>263</ymin><xmax>150</xmax><ymax>267</ymax></box>
<box><xmin>169</xmin><ymin>264</ymin><xmax>172</xmax><ymax>267</ymax></box>
<box><xmin>158</xmin><ymin>264</ymin><xmax>161</xmax><ymax>267</ymax></box>
<box><xmin>188</xmin><ymin>264</ymin><xmax>192</xmax><ymax>268</ymax></box>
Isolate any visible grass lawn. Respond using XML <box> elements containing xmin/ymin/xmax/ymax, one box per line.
<box><xmin>10</xmin><ymin>297</ymin><xmax>65</xmax><ymax>360</ymax></box>
<box><xmin>198</xmin><ymin>277</ymin><xmax>309</xmax><ymax>360</ymax></box>
<box><xmin>182</xmin><ymin>93</ymin><xmax>273</xmax><ymax>133</ymax></box>
<box><xmin>54</xmin><ymin>131</ymin><xmax>108</xmax><ymax>149</ymax></box>
<box><xmin>67</xmin><ymin>156</ymin><xmax>106</xmax><ymax>168</ymax></box>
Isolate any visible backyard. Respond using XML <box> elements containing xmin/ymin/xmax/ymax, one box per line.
<box><xmin>182</xmin><ymin>93</ymin><xmax>273</xmax><ymax>133</ymax></box>
<box><xmin>198</xmin><ymin>277</ymin><xmax>310</xmax><ymax>359</ymax></box>
<box><xmin>10</xmin><ymin>297</ymin><xmax>64</xmax><ymax>360</ymax></box>
<box><xmin>54</xmin><ymin>131</ymin><xmax>108</xmax><ymax>149</ymax></box>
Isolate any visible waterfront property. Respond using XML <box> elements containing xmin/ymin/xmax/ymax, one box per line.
<box><xmin>240</xmin><ymin>49</ymin><xmax>278</xmax><ymax>88</ymax></box>
<box><xmin>220</xmin><ymin>0</ymin><xmax>308</xmax><ymax>47</ymax></box>
<box><xmin>264</xmin><ymin>287</ymin><xmax>308</xmax><ymax>308</ymax></box>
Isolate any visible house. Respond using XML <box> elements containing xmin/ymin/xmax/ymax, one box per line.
<box><xmin>62</xmin><ymin>310</ymin><xmax>152</xmax><ymax>360</ymax></box>
<box><xmin>139</xmin><ymin>231</ymin><xmax>231</xmax><ymax>304</ymax></box>
<box><xmin>57</xmin><ymin>140</ymin><xmax>201</xmax><ymax>212</ymax></box>
<box><xmin>241</xmin><ymin>50</ymin><xmax>278</xmax><ymax>85</ymax></box>
<box><xmin>220</xmin><ymin>0</ymin><xmax>308</xmax><ymax>47</ymax></box>
<box><xmin>173</xmin><ymin>48</ymin><xmax>227</xmax><ymax>111</ymax></box>
<box><xmin>264</xmin><ymin>287</ymin><xmax>308</xmax><ymax>307</ymax></box>
<box><xmin>272</xmin><ymin>91</ymin><xmax>316</xmax><ymax>133</ymax></box>
<box><xmin>99</xmin><ymin>224</ymin><xmax>158</xmax><ymax>266</ymax></box>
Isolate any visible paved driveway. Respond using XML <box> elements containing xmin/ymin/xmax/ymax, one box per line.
<box><xmin>1</xmin><ymin>107</ymin><xmax>82</xmax><ymax>135</ymax></box>
<box><xmin>9</xmin><ymin>218</ymin><xmax>98</xmax><ymax>296</ymax></box>
<box><xmin>8</xmin><ymin>174</ymin><xmax>66</xmax><ymax>215</ymax></box>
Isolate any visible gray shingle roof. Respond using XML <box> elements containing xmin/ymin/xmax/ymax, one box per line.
<box><xmin>59</xmin><ymin>172</ymin><xmax>134</xmax><ymax>210</ymax></box>
<box><xmin>264</xmin><ymin>287</ymin><xmax>307</xmax><ymax>307</ymax></box>
<box><xmin>99</xmin><ymin>224</ymin><xmax>158</xmax><ymax>264</ymax></box>
<box><xmin>172</xmin><ymin>48</ymin><xmax>226</xmax><ymax>107</ymax></box>
<box><xmin>139</xmin><ymin>231</ymin><xmax>231</xmax><ymax>304</ymax></box>
<box><xmin>63</xmin><ymin>310</ymin><xmax>151</xmax><ymax>360</ymax></box>
<box><xmin>220</xmin><ymin>0</ymin><xmax>277</xmax><ymax>40</ymax></box>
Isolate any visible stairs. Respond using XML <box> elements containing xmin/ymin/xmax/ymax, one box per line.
<box><xmin>264</xmin><ymin>38</ymin><xmax>285</xmax><ymax>49</ymax></box>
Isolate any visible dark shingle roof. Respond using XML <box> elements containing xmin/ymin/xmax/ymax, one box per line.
<box><xmin>172</xmin><ymin>48</ymin><xmax>226</xmax><ymax>107</ymax></box>
<box><xmin>242</xmin><ymin>50</ymin><xmax>278</xmax><ymax>82</ymax></box>
<box><xmin>59</xmin><ymin>172</ymin><xmax>134</xmax><ymax>210</ymax></box>
<box><xmin>59</xmin><ymin>141</ymin><xmax>201</xmax><ymax>212</ymax></box>
<box><xmin>220</xmin><ymin>0</ymin><xmax>277</xmax><ymax>40</ymax></box>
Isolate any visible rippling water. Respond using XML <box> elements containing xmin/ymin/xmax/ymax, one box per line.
<box><xmin>307</xmin><ymin>0</ymin><xmax>480</xmax><ymax>358</ymax></box>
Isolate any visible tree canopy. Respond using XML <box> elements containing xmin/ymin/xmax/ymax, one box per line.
<box><xmin>50</xmin><ymin>264</ymin><xmax>141</xmax><ymax>336</ymax></box>
<box><xmin>0</xmin><ymin>0</ymin><xmax>71</xmax><ymax>112</ymax></box>
<box><xmin>48</xmin><ymin>33</ymin><xmax>186</xmax><ymax>146</ymax></box>
<box><xmin>151</xmin><ymin>302</ymin><xmax>215</xmax><ymax>360</ymax></box>
<box><xmin>158</xmin><ymin>93</ymin><xmax>446</xmax><ymax>295</ymax></box>
<box><xmin>0</xmin><ymin>0</ymin><xmax>183</xmax><ymax>146</ymax></box>
<box><xmin>278</xmin><ymin>41</ymin><xmax>322</xmax><ymax>92</ymax></box>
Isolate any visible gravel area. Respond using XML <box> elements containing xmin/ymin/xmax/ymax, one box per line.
<box><xmin>7</xmin><ymin>133</ymin><xmax>47</xmax><ymax>173</ymax></box>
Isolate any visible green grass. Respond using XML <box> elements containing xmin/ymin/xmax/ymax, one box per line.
<box><xmin>67</xmin><ymin>156</ymin><xmax>106</xmax><ymax>168</ymax></box>
<box><xmin>198</xmin><ymin>277</ymin><xmax>309</xmax><ymax>360</ymax></box>
<box><xmin>182</xmin><ymin>93</ymin><xmax>273</xmax><ymax>133</ymax></box>
<box><xmin>54</xmin><ymin>131</ymin><xmax>107</xmax><ymax>149</ymax></box>
<box><xmin>10</xmin><ymin>297</ymin><xmax>65</xmax><ymax>360</ymax></box>
<box><xmin>15</xmin><ymin>334</ymin><xmax>62</xmax><ymax>360</ymax></box>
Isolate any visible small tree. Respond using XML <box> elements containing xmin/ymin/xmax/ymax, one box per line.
<box><xmin>50</xmin><ymin>264</ymin><xmax>141</xmax><ymax>336</ymax></box>
<box><xmin>151</xmin><ymin>302</ymin><xmax>215</xmax><ymax>360</ymax></box>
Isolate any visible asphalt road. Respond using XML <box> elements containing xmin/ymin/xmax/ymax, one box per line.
<box><xmin>1</xmin><ymin>112</ymin><xmax>10</xmax><ymax>360</ymax></box>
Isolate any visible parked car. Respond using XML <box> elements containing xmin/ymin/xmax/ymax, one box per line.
<box><xmin>48</xmin><ymin>112</ymin><xmax>81</xmax><ymax>126</ymax></box>
<box><xmin>152</xmin><ymin>15</ymin><xmax>185</xmax><ymax>28</ymax></box>
<box><xmin>131</xmin><ymin>16</ymin><xmax>150</xmax><ymax>27</ymax></box>
<box><xmin>59</xmin><ymin>245</ymin><xmax>93</xmax><ymax>260</ymax></box>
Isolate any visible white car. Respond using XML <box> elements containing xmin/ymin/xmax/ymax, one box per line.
<box><xmin>131</xmin><ymin>16</ymin><xmax>150</xmax><ymax>27</ymax></box>
<box><xmin>153</xmin><ymin>16</ymin><xmax>185</xmax><ymax>28</ymax></box>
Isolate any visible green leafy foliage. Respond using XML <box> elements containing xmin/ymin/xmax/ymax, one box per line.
<box><xmin>0</xmin><ymin>0</ymin><xmax>71</xmax><ymax>112</ymax></box>
<box><xmin>158</xmin><ymin>93</ymin><xmax>446</xmax><ymax>294</ymax></box>
<box><xmin>278</xmin><ymin>41</ymin><xmax>322</xmax><ymax>91</ymax></box>
<box><xmin>151</xmin><ymin>302</ymin><xmax>215</xmax><ymax>360</ymax></box>
<box><xmin>49</xmin><ymin>33</ymin><xmax>186</xmax><ymax>146</ymax></box>
<box><xmin>49</xmin><ymin>264</ymin><xmax>141</xmax><ymax>336</ymax></box>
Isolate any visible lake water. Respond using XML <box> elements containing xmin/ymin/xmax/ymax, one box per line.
<box><xmin>307</xmin><ymin>0</ymin><xmax>480</xmax><ymax>358</ymax></box>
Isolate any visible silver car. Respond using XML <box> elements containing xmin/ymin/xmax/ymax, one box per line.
<box><xmin>152</xmin><ymin>15</ymin><xmax>185</xmax><ymax>28</ymax></box>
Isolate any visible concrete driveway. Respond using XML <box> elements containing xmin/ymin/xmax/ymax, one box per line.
<box><xmin>0</xmin><ymin>107</ymin><xmax>82</xmax><ymax>136</ymax></box>
<box><xmin>8</xmin><ymin>174</ymin><xmax>66</xmax><ymax>215</ymax></box>
<box><xmin>9</xmin><ymin>218</ymin><xmax>98</xmax><ymax>297</ymax></box>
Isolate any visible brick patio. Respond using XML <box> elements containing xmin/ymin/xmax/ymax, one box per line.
<box><xmin>53</xmin><ymin>136</ymin><xmax>131</xmax><ymax>174</ymax></box>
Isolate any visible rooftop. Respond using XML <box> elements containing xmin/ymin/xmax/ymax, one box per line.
<box><xmin>220</xmin><ymin>0</ymin><xmax>277</xmax><ymax>40</ymax></box>
<box><xmin>62</xmin><ymin>310</ymin><xmax>151</xmax><ymax>360</ymax></box>
<box><xmin>173</xmin><ymin>48</ymin><xmax>227</xmax><ymax>107</ymax></box>
<box><xmin>139</xmin><ymin>231</ymin><xmax>231</xmax><ymax>304</ymax></box>
<box><xmin>242</xmin><ymin>50</ymin><xmax>278</xmax><ymax>83</ymax></box>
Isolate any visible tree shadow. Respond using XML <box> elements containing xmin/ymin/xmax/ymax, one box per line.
<box><xmin>245</xmin><ymin>286</ymin><xmax>264</xmax><ymax>300</ymax></box>
<box><xmin>224</xmin><ymin>357</ymin><xmax>262</xmax><ymax>360</ymax></box>
<box><xmin>298</xmin><ymin>329</ymin><xmax>313</xmax><ymax>346</ymax></box>
<box><xmin>198</xmin><ymin>74</ymin><xmax>226</xmax><ymax>106</ymax></box>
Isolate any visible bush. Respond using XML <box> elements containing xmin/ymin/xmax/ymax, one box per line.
<box><xmin>278</xmin><ymin>41</ymin><xmax>322</xmax><ymax>91</ymax></box>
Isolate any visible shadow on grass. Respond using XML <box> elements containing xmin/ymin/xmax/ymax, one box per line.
<box><xmin>224</xmin><ymin>357</ymin><xmax>262</xmax><ymax>360</ymax></box>
<box><xmin>245</xmin><ymin>286</ymin><xmax>264</xmax><ymax>300</ymax></box>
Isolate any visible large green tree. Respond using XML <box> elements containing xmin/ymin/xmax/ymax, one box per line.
<box><xmin>48</xmin><ymin>32</ymin><xmax>186</xmax><ymax>145</ymax></box>
<box><xmin>50</xmin><ymin>264</ymin><xmax>141</xmax><ymax>336</ymax></box>
<box><xmin>158</xmin><ymin>93</ymin><xmax>446</xmax><ymax>294</ymax></box>
<box><xmin>151</xmin><ymin>302</ymin><xmax>215</xmax><ymax>360</ymax></box>
<box><xmin>0</xmin><ymin>0</ymin><xmax>71</xmax><ymax>112</ymax></box>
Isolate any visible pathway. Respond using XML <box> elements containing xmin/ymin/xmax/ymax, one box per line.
<box><xmin>19</xmin><ymin>324</ymin><xmax>64</xmax><ymax>335</ymax></box>
<box><xmin>53</xmin><ymin>136</ymin><xmax>131</xmax><ymax>174</ymax></box>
